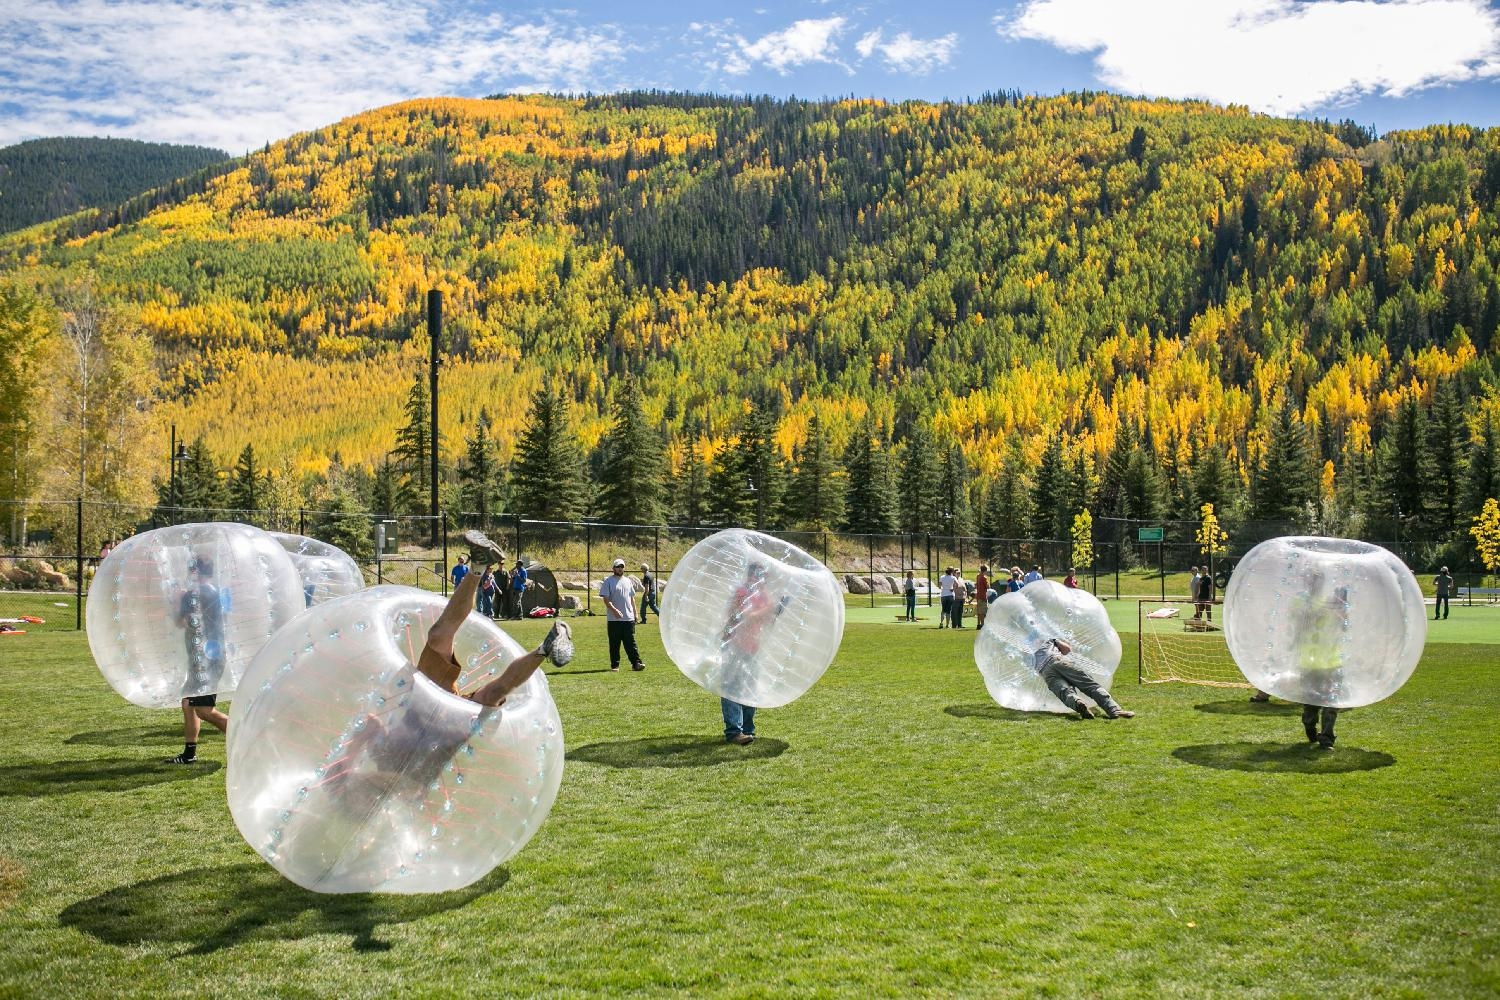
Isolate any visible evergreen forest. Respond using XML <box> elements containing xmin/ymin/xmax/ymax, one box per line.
<box><xmin>0</xmin><ymin>137</ymin><xmax>230</xmax><ymax>234</ymax></box>
<box><xmin>2</xmin><ymin>91</ymin><xmax>1500</xmax><ymax>568</ymax></box>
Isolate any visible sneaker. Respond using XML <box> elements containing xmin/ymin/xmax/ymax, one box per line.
<box><xmin>631</xmin><ymin>662</ymin><xmax>646</xmax><ymax>671</ymax></box>
<box><xmin>1110</xmin><ymin>710</ymin><xmax>1135</xmax><ymax>719</ymax></box>
<box><xmin>1249</xmin><ymin>693</ymin><xmax>1271</xmax><ymax>703</ymax></box>
<box><xmin>540</xmin><ymin>620</ymin><xmax>574</xmax><ymax>667</ymax></box>
<box><xmin>1318</xmin><ymin>734</ymin><xmax>1336</xmax><ymax>750</ymax></box>
<box><xmin>462</xmin><ymin>529</ymin><xmax>505</xmax><ymax>568</ymax></box>
<box><xmin>610</xmin><ymin>665</ymin><xmax>620</xmax><ymax>672</ymax></box>
<box><xmin>728</xmin><ymin>733</ymin><xmax>754</xmax><ymax>745</ymax></box>
<box><xmin>164</xmin><ymin>753</ymin><xmax>197</xmax><ymax>765</ymax></box>
<box><xmin>1075</xmin><ymin>702</ymin><xmax>1095</xmax><ymax>720</ymax></box>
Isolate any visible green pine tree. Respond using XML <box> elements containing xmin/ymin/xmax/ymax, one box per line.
<box><xmin>227</xmin><ymin>444</ymin><xmax>263</xmax><ymax>522</ymax></box>
<box><xmin>1250</xmin><ymin>403</ymin><xmax>1318</xmax><ymax>523</ymax></box>
<box><xmin>510</xmin><ymin>387</ymin><xmax>589</xmax><ymax>520</ymax></box>
<box><xmin>392</xmin><ymin>372</ymin><xmax>436</xmax><ymax>518</ymax></box>
<box><xmin>787</xmin><ymin>413</ymin><xmax>846</xmax><ymax>531</ymax></box>
<box><xmin>1427</xmin><ymin>378</ymin><xmax>1466</xmax><ymax>538</ymax></box>
<box><xmin>841</xmin><ymin>416</ymin><xmax>896</xmax><ymax>534</ymax></box>
<box><xmin>457</xmin><ymin>408</ymin><xmax>505</xmax><ymax>521</ymax></box>
<box><xmin>595</xmin><ymin>379</ymin><xmax>668</xmax><ymax>525</ymax></box>
<box><xmin>897</xmin><ymin>425</ymin><xmax>939</xmax><ymax>533</ymax></box>
<box><xmin>1031</xmin><ymin>435</ymin><xmax>1069</xmax><ymax>538</ymax></box>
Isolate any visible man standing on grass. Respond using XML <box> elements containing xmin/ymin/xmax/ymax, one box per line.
<box><xmin>973</xmin><ymin>565</ymin><xmax>990</xmax><ymax>629</ymax></box>
<box><xmin>167</xmin><ymin>556</ymin><xmax>229</xmax><ymax>764</ymax></box>
<box><xmin>599</xmin><ymin>558</ymin><xmax>645</xmax><ymax>672</ymax></box>
<box><xmin>938</xmin><ymin>567</ymin><xmax>956</xmax><ymax>629</ymax></box>
<box><xmin>1433</xmin><ymin>566</ymin><xmax>1453</xmax><ymax>620</ymax></box>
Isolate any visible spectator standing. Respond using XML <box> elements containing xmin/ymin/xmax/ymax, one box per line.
<box><xmin>1022</xmin><ymin>565</ymin><xmax>1044</xmax><ymax>586</ymax></box>
<box><xmin>508</xmin><ymin>560</ymin><xmax>528</xmax><ymax>619</ymax></box>
<box><xmin>639</xmin><ymin>563</ymin><xmax>659</xmax><ymax>623</ymax></box>
<box><xmin>938</xmin><ymin>567</ymin><xmax>956</xmax><ymax>629</ymax></box>
<box><xmin>1433</xmin><ymin>567</ymin><xmax>1453</xmax><ymax>620</ymax></box>
<box><xmin>1007</xmin><ymin>567</ymin><xmax>1023</xmax><ymax>593</ymax></box>
<box><xmin>599</xmin><ymin>558</ymin><xmax>645</xmax><ymax>671</ymax></box>
<box><xmin>1063</xmin><ymin>567</ymin><xmax>1079</xmax><ymax>589</ymax></box>
<box><xmin>951</xmin><ymin>571</ymin><xmax>967</xmax><ymax>629</ymax></box>
<box><xmin>1196</xmin><ymin>569</ymin><xmax>1215</xmax><ymax>622</ymax></box>
<box><xmin>476</xmin><ymin>565</ymin><xmax>497</xmax><ymax>618</ymax></box>
<box><xmin>903</xmin><ymin>571</ymin><xmax>918</xmax><ymax>621</ymax></box>
<box><xmin>451</xmin><ymin>555</ymin><xmax>470</xmax><ymax>591</ymax></box>
<box><xmin>973</xmin><ymin>565</ymin><xmax>991</xmax><ymax>628</ymax></box>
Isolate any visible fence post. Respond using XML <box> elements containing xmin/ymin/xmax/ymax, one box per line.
<box><xmin>868</xmin><ymin>534</ymin><xmax>875</xmax><ymax>609</ymax></box>
<box><xmin>654</xmin><ymin>525</ymin><xmax>661</xmax><ymax>580</ymax></box>
<box><xmin>75</xmin><ymin>496</ymin><xmax>84</xmax><ymax>630</ymax></box>
<box><xmin>441</xmin><ymin>514</ymin><xmax>449</xmax><ymax>597</ymax></box>
<box><xmin>585</xmin><ymin>522</ymin><xmax>592</xmax><ymax>616</ymax></box>
<box><xmin>514</xmin><ymin>514</ymin><xmax>522</xmax><ymax>565</ymax></box>
<box><xmin>299</xmin><ymin>507</ymin><xmax>306</xmax><ymax>536</ymax></box>
<box><xmin>925</xmin><ymin>533</ymin><xmax>933</xmax><ymax>607</ymax></box>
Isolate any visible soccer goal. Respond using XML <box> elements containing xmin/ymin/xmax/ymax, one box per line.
<box><xmin>1137</xmin><ymin>599</ymin><xmax>1248</xmax><ymax>688</ymax></box>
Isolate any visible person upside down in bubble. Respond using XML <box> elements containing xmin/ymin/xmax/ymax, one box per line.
<box><xmin>330</xmin><ymin>532</ymin><xmax>573</xmax><ymax>786</ymax></box>
<box><xmin>1032</xmin><ymin>636</ymin><xmax>1135</xmax><ymax>720</ymax></box>
<box><xmin>716</xmin><ymin>561</ymin><xmax>790</xmax><ymax>745</ymax></box>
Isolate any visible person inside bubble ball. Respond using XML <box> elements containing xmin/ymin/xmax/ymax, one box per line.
<box><xmin>717</xmin><ymin>561</ymin><xmax>790</xmax><ymax>745</ymax></box>
<box><xmin>166</xmin><ymin>555</ymin><xmax>230</xmax><ymax>764</ymax></box>
<box><xmin>1032</xmin><ymin>637</ymin><xmax>1134</xmax><ymax>720</ymax></box>
<box><xmin>1293</xmin><ymin>575</ymin><xmax>1350</xmax><ymax>750</ymax></box>
<box><xmin>331</xmin><ymin>532</ymin><xmax>574</xmax><ymax>784</ymax></box>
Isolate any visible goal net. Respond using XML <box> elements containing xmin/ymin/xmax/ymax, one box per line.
<box><xmin>1137</xmin><ymin>599</ymin><xmax>1248</xmax><ymax>688</ymax></box>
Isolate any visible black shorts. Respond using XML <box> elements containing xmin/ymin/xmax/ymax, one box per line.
<box><xmin>186</xmin><ymin>693</ymin><xmax>218</xmax><ymax>708</ymax></box>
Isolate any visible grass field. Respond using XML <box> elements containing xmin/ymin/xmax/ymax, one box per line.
<box><xmin>0</xmin><ymin>615</ymin><xmax>1496</xmax><ymax>998</ymax></box>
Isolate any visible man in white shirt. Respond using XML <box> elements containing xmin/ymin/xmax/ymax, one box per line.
<box><xmin>938</xmin><ymin>567</ymin><xmax>956</xmax><ymax>629</ymax></box>
<box><xmin>599</xmin><ymin>558</ymin><xmax>645</xmax><ymax>671</ymax></box>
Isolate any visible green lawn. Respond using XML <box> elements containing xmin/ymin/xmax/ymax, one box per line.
<box><xmin>1</xmin><ymin>617</ymin><xmax>1496</xmax><ymax>998</ymax></box>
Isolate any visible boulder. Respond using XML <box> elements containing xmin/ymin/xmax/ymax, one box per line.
<box><xmin>559</xmin><ymin>594</ymin><xmax>581</xmax><ymax>610</ymax></box>
<box><xmin>844</xmin><ymin>573</ymin><xmax>871</xmax><ymax>595</ymax></box>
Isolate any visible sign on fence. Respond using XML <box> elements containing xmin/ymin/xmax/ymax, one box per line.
<box><xmin>1137</xmin><ymin>526</ymin><xmax>1164</xmax><ymax>542</ymax></box>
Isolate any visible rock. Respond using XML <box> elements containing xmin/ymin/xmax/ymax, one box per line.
<box><xmin>845</xmin><ymin>573</ymin><xmax>871</xmax><ymax>595</ymax></box>
<box><xmin>559</xmin><ymin>594</ymin><xmax>581</xmax><ymax>610</ymax></box>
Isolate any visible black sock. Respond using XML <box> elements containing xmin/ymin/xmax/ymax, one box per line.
<box><xmin>182</xmin><ymin>742</ymin><xmax>197</xmax><ymax>759</ymax></box>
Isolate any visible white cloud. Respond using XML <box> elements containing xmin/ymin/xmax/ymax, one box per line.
<box><xmin>856</xmin><ymin>28</ymin><xmax>959</xmax><ymax>74</ymax></box>
<box><xmin>734</xmin><ymin>16</ymin><xmax>849</xmax><ymax>75</ymax></box>
<box><xmin>0</xmin><ymin>0</ymin><xmax>630</xmax><ymax>152</ymax></box>
<box><xmin>1003</xmin><ymin>0</ymin><xmax>1500</xmax><ymax>116</ymax></box>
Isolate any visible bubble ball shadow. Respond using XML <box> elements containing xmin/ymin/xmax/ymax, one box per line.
<box><xmin>66</xmin><ymin>724</ymin><xmax>191</xmax><ymax>747</ymax></box>
<box><xmin>1172</xmin><ymin>741</ymin><xmax>1394</xmax><ymax>775</ymax></box>
<box><xmin>60</xmin><ymin>863</ymin><xmax>505</xmax><ymax>955</ymax></box>
<box><xmin>568</xmin><ymin>734</ymin><xmax>788</xmax><ymax>769</ymax></box>
<box><xmin>1193</xmin><ymin>700</ymin><xmax>1301</xmax><ymax>717</ymax></box>
<box><xmin>943</xmin><ymin>703</ymin><xmax>1064</xmax><ymax>723</ymax></box>
<box><xmin>0</xmin><ymin>758</ymin><xmax>221</xmax><ymax>797</ymax></box>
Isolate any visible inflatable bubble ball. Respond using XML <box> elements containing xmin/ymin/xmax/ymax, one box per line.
<box><xmin>269</xmin><ymin>532</ymin><xmax>365</xmax><ymax>607</ymax></box>
<box><xmin>226</xmin><ymin>586</ymin><xmax>564</xmax><ymax>894</ymax></box>
<box><xmin>974</xmin><ymin>581</ymin><xmax>1122</xmax><ymax>713</ymax></box>
<box><xmin>660</xmin><ymin>529</ymin><xmax>844</xmax><ymax>708</ymax></box>
<box><xmin>86</xmin><ymin>522</ymin><xmax>306</xmax><ymax>708</ymax></box>
<box><xmin>1224</xmin><ymin>536</ymin><xmax>1425</xmax><ymax>708</ymax></box>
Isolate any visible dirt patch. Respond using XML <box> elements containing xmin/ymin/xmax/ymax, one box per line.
<box><xmin>0</xmin><ymin>857</ymin><xmax>25</xmax><ymax>909</ymax></box>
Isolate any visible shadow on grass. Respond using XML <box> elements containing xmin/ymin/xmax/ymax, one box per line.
<box><xmin>65</xmin><ymin>724</ymin><xmax>195</xmax><ymax>747</ymax></box>
<box><xmin>546</xmin><ymin>668</ymin><xmax>616</xmax><ymax>676</ymax></box>
<box><xmin>1193</xmin><ymin>700</ymin><xmax>1301</xmax><ymax>717</ymax></box>
<box><xmin>60</xmin><ymin>863</ymin><xmax>503</xmax><ymax>955</ymax></box>
<box><xmin>0</xmin><ymin>758</ymin><xmax>221</xmax><ymax>797</ymax></box>
<box><xmin>569</xmin><ymin>734</ymin><xmax>788</xmax><ymax>769</ymax></box>
<box><xmin>943</xmin><ymin>704</ymin><xmax>1062</xmax><ymax>723</ymax></box>
<box><xmin>1172</xmin><ymin>741</ymin><xmax>1394</xmax><ymax>774</ymax></box>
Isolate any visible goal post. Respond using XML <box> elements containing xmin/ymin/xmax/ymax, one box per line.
<box><xmin>1137</xmin><ymin>598</ymin><xmax>1248</xmax><ymax>688</ymax></box>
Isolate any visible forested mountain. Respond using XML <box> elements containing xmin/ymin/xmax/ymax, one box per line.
<box><xmin>0</xmin><ymin>137</ymin><xmax>230</xmax><ymax>234</ymax></box>
<box><xmin>2</xmin><ymin>92</ymin><xmax>1499</xmax><ymax>563</ymax></box>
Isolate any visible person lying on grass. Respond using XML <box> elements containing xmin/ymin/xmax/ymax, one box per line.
<box><xmin>1032</xmin><ymin>637</ymin><xmax>1135</xmax><ymax>720</ymax></box>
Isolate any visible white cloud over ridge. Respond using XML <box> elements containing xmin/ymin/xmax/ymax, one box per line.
<box><xmin>856</xmin><ymin>29</ymin><xmax>959</xmax><ymax>74</ymax></box>
<box><xmin>0</xmin><ymin>0</ymin><xmax>629</xmax><ymax>153</ymax></box>
<box><xmin>727</xmin><ymin>17</ymin><xmax>849</xmax><ymax>75</ymax></box>
<box><xmin>1004</xmin><ymin>0</ymin><xmax>1500</xmax><ymax>116</ymax></box>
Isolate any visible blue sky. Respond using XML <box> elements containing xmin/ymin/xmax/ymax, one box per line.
<box><xmin>2</xmin><ymin>0</ymin><xmax>1497</xmax><ymax>154</ymax></box>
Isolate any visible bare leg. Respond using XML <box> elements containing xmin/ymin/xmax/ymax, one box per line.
<box><xmin>181</xmin><ymin>699</ymin><xmax>201</xmax><ymax>743</ymax></box>
<box><xmin>195</xmin><ymin>706</ymin><xmax>229</xmax><ymax>734</ymax></box>
<box><xmin>465</xmin><ymin>649</ymin><xmax>546</xmax><ymax>707</ymax></box>
<box><xmin>418</xmin><ymin>570</ymin><xmax>484</xmax><ymax>692</ymax></box>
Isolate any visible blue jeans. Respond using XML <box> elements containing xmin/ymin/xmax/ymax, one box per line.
<box><xmin>721</xmin><ymin>698</ymin><xmax>756</xmax><ymax>739</ymax></box>
<box><xmin>477</xmin><ymin>589</ymin><xmax>494</xmax><ymax>617</ymax></box>
<box><xmin>905</xmin><ymin>591</ymin><xmax>916</xmax><ymax>619</ymax></box>
<box><xmin>639</xmin><ymin>593</ymin><xmax>659</xmax><ymax>622</ymax></box>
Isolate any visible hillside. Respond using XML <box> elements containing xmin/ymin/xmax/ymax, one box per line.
<box><xmin>2</xmin><ymin>92</ymin><xmax>1498</xmax><ymax>556</ymax></box>
<box><xmin>0</xmin><ymin>137</ymin><xmax>230</xmax><ymax>234</ymax></box>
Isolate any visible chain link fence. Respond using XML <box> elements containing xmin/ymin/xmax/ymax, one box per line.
<box><xmin>1</xmin><ymin>501</ymin><xmax>1487</xmax><ymax>630</ymax></box>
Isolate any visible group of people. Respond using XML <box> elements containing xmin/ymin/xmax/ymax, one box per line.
<box><xmin>913</xmin><ymin>564</ymin><xmax>1080</xmax><ymax>628</ymax></box>
<box><xmin>453</xmin><ymin>552</ymin><xmax>530</xmax><ymax>620</ymax></box>
<box><xmin>1187</xmin><ymin>566</ymin><xmax>1216</xmax><ymax>621</ymax></box>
